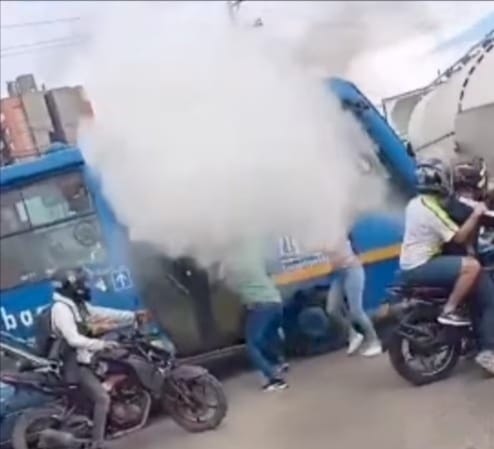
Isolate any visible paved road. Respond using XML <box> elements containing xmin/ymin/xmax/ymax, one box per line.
<box><xmin>116</xmin><ymin>352</ymin><xmax>494</xmax><ymax>449</ymax></box>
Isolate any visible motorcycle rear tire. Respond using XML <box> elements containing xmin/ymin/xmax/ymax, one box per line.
<box><xmin>388</xmin><ymin>312</ymin><xmax>461</xmax><ymax>386</ymax></box>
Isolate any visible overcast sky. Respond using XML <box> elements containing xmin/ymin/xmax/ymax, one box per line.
<box><xmin>1</xmin><ymin>1</ymin><xmax>494</xmax><ymax>99</ymax></box>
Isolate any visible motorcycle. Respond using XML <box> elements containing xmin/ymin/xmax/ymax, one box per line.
<box><xmin>385</xmin><ymin>240</ymin><xmax>494</xmax><ymax>386</ymax></box>
<box><xmin>1</xmin><ymin>328</ymin><xmax>227</xmax><ymax>449</ymax></box>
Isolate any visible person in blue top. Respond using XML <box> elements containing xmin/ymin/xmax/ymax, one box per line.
<box><xmin>326</xmin><ymin>237</ymin><xmax>382</xmax><ymax>357</ymax></box>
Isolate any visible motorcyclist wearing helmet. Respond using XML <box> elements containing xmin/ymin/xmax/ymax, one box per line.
<box><xmin>444</xmin><ymin>157</ymin><xmax>494</xmax><ymax>256</ymax></box>
<box><xmin>400</xmin><ymin>159</ymin><xmax>486</xmax><ymax>323</ymax></box>
<box><xmin>399</xmin><ymin>159</ymin><xmax>494</xmax><ymax>374</ymax></box>
<box><xmin>453</xmin><ymin>157</ymin><xmax>489</xmax><ymax>201</ymax></box>
<box><xmin>48</xmin><ymin>267</ymin><xmax>148</xmax><ymax>449</ymax></box>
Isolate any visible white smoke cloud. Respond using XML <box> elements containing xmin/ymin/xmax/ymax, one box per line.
<box><xmin>234</xmin><ymin>1</ymin><xmax>494</xmax><ymax>100</ymax></box>
<box><xmin>72</xmin><ymin>1</ymin><xmax>493</xmax><ymax>265</ymax></box>
<box><xmin>78</xmin><ymin>1</ymin><xmax>388</xmax><ymax>264</ymax></box>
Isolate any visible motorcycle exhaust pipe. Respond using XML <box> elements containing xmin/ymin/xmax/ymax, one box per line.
<box><xmin>38</xmin><ymin>428</ymin><xmax>90</xmax><ymax>449</ymax></box>
<box><xmin>375</xmin><ymin>300</ymin><xmax>413</xmax><ymax>321</ymax></box>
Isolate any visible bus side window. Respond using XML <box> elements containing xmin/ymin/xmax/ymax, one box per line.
<box><xmin>33</xmin><ymin>217</ymin><xmax>106</xmax><ymax>272</ymax></box>
<box><xmin>21</xmin><ymin>173</ymin><xmax>92</xmax><ymax>226</ymax></box>
<box><xmin>0</xmin><ymin>172</ymin><xmax>106</xmax><ymax>291</ymax></box>
<box><xmin>0</xmin><ymin>233</ymin><xmax>39</xmax><ymax>289</ymax></box>
<box><xmin>0</xmin><ymin>190</ymin><xmax>30</xmax><ymax>237</ymax></box>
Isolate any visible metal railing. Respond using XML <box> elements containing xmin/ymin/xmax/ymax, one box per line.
<box><xmin>381</xmin><ymin>28</ymin><xmax>494</xmax><ymax>122</ymax></box>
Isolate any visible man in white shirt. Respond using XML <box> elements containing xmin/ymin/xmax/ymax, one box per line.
<box><xmin>46</xmin><ymin>268</ymin><xmax>147</xmax><ymax>449</ymax></box>
<box><xmin>400</xmin><ymin>159</ymin><xmax>494</xmax><ymax>374</ymax></box>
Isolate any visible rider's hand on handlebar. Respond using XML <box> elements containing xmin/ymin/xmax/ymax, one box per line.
<box><xmin>135</xmin><ymin>310</ymin><xmax>151</xmax><ymax>325</ymax></box>
<box><xmin>473</xmin><ymin>202</ymin><xmax>488</xmax><ymax>217</ymax></box>
<box><xmin>103</xmin><ymin>341</ymin><xmax>121</xmax><ymax>351</ymax></box>
<box><xmin>91</xmin><ymin>320</ymin><xmax>115</xmax><ymax>336</ymax></box>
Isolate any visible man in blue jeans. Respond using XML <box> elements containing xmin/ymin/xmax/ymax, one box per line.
<box><xmin>400</xmin><ymin>159</ymin><xmax>494</xmax><ymax>374</ymax></box>
<box><xmin>223</xmin><ymin>238</ymin><xmax>288</xmax><ymax>392</ymax></box>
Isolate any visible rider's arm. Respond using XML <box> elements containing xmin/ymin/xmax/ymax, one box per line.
<box><xmin>52</xmin><ymin>303</ymin><xmax>106</xmax><ymax>351</ymax></box>
<box><xmin>452</xmin><ymin>211</ymin><xmax>482</xmax><ymax>244</ymax></box>
<box><xmin>457</xmin><ymin>196</ymin><xmax>494</xmax><ymax>229</ymax></box>
<box><xmin>451</xmin><ymin>200</ymin><xmax>486</xmax><ymax>244</ymax></box>
<box><xmin>86</xmin><ymin>305</ymin><xmax>137</xmax><ymax>328</ymax></box>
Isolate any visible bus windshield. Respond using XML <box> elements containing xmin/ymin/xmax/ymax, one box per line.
<box><xmin>0</xmin><ymin>171</ymin><xmax>107</xmax><ymax>290</ymax></box>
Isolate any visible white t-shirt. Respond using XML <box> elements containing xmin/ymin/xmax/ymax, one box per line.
<box><xmin>399</xmin><ymin>195</ymin><xmax>459</xmax><ymax>270</ymax></box>
<box><xmin>51</xmin><ymin>293</ymin><xmax>136</xmax><ymax>364</ymax></box>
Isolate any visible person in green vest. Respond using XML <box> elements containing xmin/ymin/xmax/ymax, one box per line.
<box><xmin>223</xmin><ymin>237</ymin><xmax>288</xmax><ymax>392</ymax></box>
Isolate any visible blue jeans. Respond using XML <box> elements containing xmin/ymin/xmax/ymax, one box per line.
<box><xmin>402</xmin><ymin>256</ymin><xmax>494</xmax><ymax>351</ymax></box>
<box><xmin>245</xmin><ymin>303</ymin><xmax>284</xmax><ymax>381</ymax></box>
<box><xmin>327</xmin><ymin>264</ymin><xmax>379</xmax><ymax>343</ymax></box>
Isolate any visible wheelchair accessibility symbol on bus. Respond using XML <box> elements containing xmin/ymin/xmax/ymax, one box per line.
<box><xmin>111</xmin><ymin>267</ymin><xmax>133</xmax><ymax>292</ymax></box>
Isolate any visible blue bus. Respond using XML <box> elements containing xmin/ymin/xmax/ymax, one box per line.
<box><xmin>0</xmin><ymin>78</ymin><xmax>417</xmax><ymax>358</ymax></box>
<box><xmin>0</xmin><ymin>149</ymin><xmax>139</xmax><ymax>334</ymax></box>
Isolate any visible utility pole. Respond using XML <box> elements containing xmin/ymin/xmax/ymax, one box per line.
<box><xmin>227</xmin><ymin>0</ymin><xmax>242</xmax><ymax>24</ymax></box>
<box><xmin>226</xmin><ymin>0</ymin><xmax>263</xmax><ymax>28</ymax></box>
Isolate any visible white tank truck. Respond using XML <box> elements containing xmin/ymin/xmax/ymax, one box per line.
<box><xmin>383</xmin><ymin>30</ymin><xmax>494</xmax><ymax>176</ymax></box>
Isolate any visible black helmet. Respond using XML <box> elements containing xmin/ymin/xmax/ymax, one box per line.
<box><xmin>452</xmin><ymin>157</ymin><xmax>488</xmax><ymax>195</ymax></box>
<box><xmin>415</xmin><ymin>158</ymin><xmax>452</xmax><ymax>197</ymax></box>
<box><xmin>52</xmin><ymin>267</ymin><xmax>91</xmax><ymax>302</ymax></box>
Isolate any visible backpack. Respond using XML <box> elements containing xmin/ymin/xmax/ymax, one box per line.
<box><xmin>33</xmin><ymin>306</ymin><xmax>56</xmax><ymax>358</ymax></box>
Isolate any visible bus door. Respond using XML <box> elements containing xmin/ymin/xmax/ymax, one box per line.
<box><xmin>129</xmin><ymin>243</ymin><xmax>244</xmax><ymax>357</ymax></box>
<box><xmin>169</xmin><ymin>257</ymin><xmax>245</xmax><ymax>353</ymax></box>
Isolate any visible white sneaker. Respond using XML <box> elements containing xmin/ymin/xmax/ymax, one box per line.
<box><xmin>361</xmin><ymin>341</ymin><xmax>383</xmax><ymax>358</ymax></box>
<box><xmin>475</xmin><ymin>350</ymin><xmax>494</xmax><ymax>375</ymax></box>
<box><xmin>347</xmin><ymin>331</ymin><xmax>364</xmax><ymax>355</ymax></box>
<box><xmin>262</xmin><ymin>380</ymin><xmax>289</xmax><ymax>392</ymax></box>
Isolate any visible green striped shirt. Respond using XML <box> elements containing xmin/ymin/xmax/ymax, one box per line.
<box><xmin>223</xmin><ymin>239</ymin><xmax>282</xmax><ymax>305</ymax></box>
<box><xmin>400</xmin><ymin>195</ymin><xmax>459</xmax><ymax>270</ymax></box>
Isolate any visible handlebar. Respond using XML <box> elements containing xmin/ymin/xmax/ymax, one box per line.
<box><xmin>116</xmin><ymin>328</ymin><xmax>143</xmax><ymax>344</ymax></box>
<box><xmin>480</xmin><ymin>213</ymin><xmax>494</xmax><ymax>229</ymax></box>
<box><xmin>115</xmin><ymin>326</ymin><xmax>161</xmax><ymax>347</ymax></box>
<box><xmin>98</xmin><ymin>332</ymin><xmax>144</xmax><ymax>359</ymax></box>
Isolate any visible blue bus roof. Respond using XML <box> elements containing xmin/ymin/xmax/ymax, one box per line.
<box><xmin>0</xmin><ymin>147</ymin><xmax>84</xmax><ymax>188</ymax></box>
<box><xmin>327</xmin><ymin>77</ymin><xmax>417</xmax><ymax>196</ymax></box>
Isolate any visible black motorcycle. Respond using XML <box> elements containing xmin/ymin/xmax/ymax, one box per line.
<box><xmin>1</xmin><ymin>329</ymin><xmax>227</xmax><ymax>449</ymax></box>
<box><xmin>385</xmin><ymin>242</ymin><xmax>494</xmax><ymax>386</ymax></box>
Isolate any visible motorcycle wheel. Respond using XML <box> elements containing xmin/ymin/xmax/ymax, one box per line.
<box><xmin>12</xmin><ymin>405</ymin><xmax>66</xmax><ymax>449</ymax></box>
<box><xmin>163</xmin><ymin>373</ymin><xmax>227</xmax><ymax>433</ymax></box>
<box><xmin>388</xmin><ymin>309</ymin><xmax>461</xmax><ymax>386</ymax></box>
